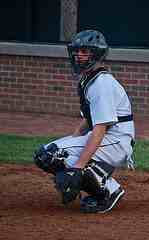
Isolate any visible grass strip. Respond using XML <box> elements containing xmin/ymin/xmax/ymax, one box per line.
<box><xmin>0</xmin><ymin>134</ymin><xmax>148</xmax><ymax>170</ymax></box>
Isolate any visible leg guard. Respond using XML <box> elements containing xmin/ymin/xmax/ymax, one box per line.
<box><xmin>82</xmin><ymin>160</ymin><xmax>115</xmax><ymax>198</ymax></box>
<box><xmin>33</xmin><ymin>143</ymin><xmax>68</xmax><ymax>174</ymax></box>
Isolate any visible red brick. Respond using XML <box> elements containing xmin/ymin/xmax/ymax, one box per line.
<box><xmin>125</xmin><ymin>66</ymin><xmax>139</xmax><ymax>72</ymax></box>
<box><xmin>0</xmin><ymin>55</ymin><xmax>149</xmax><ymax>118</ymax></box>
<box><xmin>132</xmin><ymin>73</ymin><xmax>147</xmax><ymax>79</ymax></box>
<box><xmin>139</xmin><ymin>80</ymin><xmax>149</xmax><ymax>85</ymax></box>
<box><xmin>115</xmin><ymin>72</ymin><xmax>131</xmax><ymax>80</ymax></box>
<box><xmin>53</xmin><ymin>74</ymin><xmax>66</xmax><ymax>80</ymax></box>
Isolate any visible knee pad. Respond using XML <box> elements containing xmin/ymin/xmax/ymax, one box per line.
<box><xmin>82</xmin><ymin>160</ymin><xmax>115</xmax><ymax>197</ymax></box>
<box><xmin>33</xmin><ymin>143</ymin><xmax>68</xmax><ymax>174</ymax></box>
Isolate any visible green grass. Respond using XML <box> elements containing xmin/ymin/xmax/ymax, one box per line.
<box><xmin>0</xmin><ymin>134</ymin><xmax>148</xmax><ymax>170</ymax></box>
<box><xmin>133</xmin><ymin>140</ymin><xmax>149</xmax><ymax>170</ymax></box>
<box><xmin>0</xmin><ymin>134</ymin><xmax>58</xmax><ymax>164</ymax></box>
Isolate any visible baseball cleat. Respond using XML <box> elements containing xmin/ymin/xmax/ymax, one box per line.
<box><xmin>80</xmin><ymin>195</ymin><xmax>99</xmax><ymax>213</ymax></box>
<box><xmin>80</xmin><ymin>187</ymin><xmax>125</xmax><ymax>213</ymax></box>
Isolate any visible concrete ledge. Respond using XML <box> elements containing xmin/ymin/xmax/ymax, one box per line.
<box><xmin>108</xmin><ymin>48</ymin><xmax>149</xmax><ymax>62</ymax></box>
<box><xmin>0</xmin><ymin>42</ymin><xmax>149</xmax><ymax>62</ymax></box>
<box><xmin>0</xmin><ymin>42</ymin><xmax>67</xmax><ymax>58</ymax></box>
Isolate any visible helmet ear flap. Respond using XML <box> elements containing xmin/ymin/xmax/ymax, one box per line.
<box><xmin>95</xmin><ymin>48</ymin><xmax>109</xmax><ymax>62</ymax></box>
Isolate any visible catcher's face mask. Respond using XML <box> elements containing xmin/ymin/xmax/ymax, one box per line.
<box><xmin>70</xmin><ymin>47</ymin><xmax>94</xmax><ymax>74</ymax></box>
<box><xmin>67</xmin><ymin>29</ymin><xmax>109</xmax><ymax>75</ymax></box>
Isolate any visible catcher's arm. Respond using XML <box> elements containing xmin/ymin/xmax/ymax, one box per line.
<box><xmin>74</xmin><ymin>123</ymin><xmax>107</xmax><ymax>168</ymax></box>
<box><xmin>73</xmin><ymin>118</ymin><xmax>89</xmax><ymax>136</ymax></box>
<box><xmin>55</xmin><ymin>124</ymin><xmax>107</xmax><ymax>204</ymax></box>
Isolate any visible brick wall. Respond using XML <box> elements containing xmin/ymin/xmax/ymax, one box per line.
<box><xmin>0</xmin><ymin>54</ymin><xmax>149</xmax><ymax>117</ymax></box>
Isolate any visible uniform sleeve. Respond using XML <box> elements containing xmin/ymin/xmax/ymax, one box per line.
<box><xmin>86</xmin><ymin>74</ymin><xmax>118</xmax><ymax>126</ymax></box>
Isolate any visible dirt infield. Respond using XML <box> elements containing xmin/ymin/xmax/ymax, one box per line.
<box><xmin>0</xmin><ymin>112</ymin><xmax>149</xmax><ymax>239</ymax></box>
<box><xmin>0</xmin><ymin>164</ymin><xmax>149</xmax><ymax>240</ymax></box>
<box><xmin>0</xmin><ymin>112</ymin><xmax>149</xmax><ymax>139</ymax></box>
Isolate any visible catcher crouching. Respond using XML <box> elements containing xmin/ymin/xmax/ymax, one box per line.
<box><xmin>33</xmin><ymin>29</ymin><xmax>135</xmax><ymax>213</ymax></box>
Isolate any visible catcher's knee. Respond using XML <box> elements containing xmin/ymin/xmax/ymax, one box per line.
<box><xmin>33</xmin><ymin>143</ymin><xmax>68</xmax><ymax>174</ymax></box>
<box><xmin>82</xmin><ymin>160</ymin><xmax>115</xmax><ymax>197</ymax></box>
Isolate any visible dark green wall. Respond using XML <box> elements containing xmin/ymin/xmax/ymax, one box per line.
<box><xmin>0</xmin><ymin>0</ymin><xmax>148</xmax><ymax>47</ymax></box>
<box><xmin>78</xmin><ymin>0</ymin><xmax>149</xmax><ymax>48</ymax></box>
<box><xmin>0</xmin><ymin>0</ymin><xmax>60</xmax><ymax>43</ymax></box>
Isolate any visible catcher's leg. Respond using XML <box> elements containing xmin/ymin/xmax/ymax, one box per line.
<box><xmin>33</xmin><ymin>134</ymin><xmax>90</xmax><ymax>205</ymax></box>
<box><xmin>33</xmin><ymin>143</ymin><xmax>68</xmax><ymax>174</ymax></box>
<box><xmin>80</xmin><ymin>160</ymin><xmax>125</xmax><ymax>213</ymax></box>
<box><xmin>34</xmin><ymin>133</ymin><xmax>90</xmax><ymax>173</ymax></box>
<box><xmin>45</xmin><ymin>134</ymin><xmax>90</xmax><ymax>167</ymax></box>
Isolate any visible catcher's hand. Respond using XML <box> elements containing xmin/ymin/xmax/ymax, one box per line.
<box><xmin>55</xmin><ymin>168</ymin><xmax>83</xmax><ymax>204</ymax></box>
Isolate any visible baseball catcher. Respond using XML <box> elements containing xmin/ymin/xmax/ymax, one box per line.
<box><xmin>33</xmin><ymin>29</ymin><xmax>135</xmax><ymax>213</ymax></box>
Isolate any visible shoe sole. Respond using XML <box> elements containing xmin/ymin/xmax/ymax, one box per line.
<box><xmin>80</xmin><ymin>190</ymin><xmax>125</xmax><ymax>214</ymax></box>
<box><xmin>97</xmin><ymin>189</ymin><xmax>125</xmax><ymax>213</ymax></box>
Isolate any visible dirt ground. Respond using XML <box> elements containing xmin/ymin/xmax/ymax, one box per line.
<box><xmin>0</xmin><ymin>112</ymin><xmax>149</xmax><ymax>139</ymax></box>
<box><xmin>0</xmin><ymin>164</ymin><xmax>149</xmax><ymax>240</ymax></box>
<box><xmin>0</xmin><ymin>112</ymin><xmax>149</xmax><ymax>240</ymax></box>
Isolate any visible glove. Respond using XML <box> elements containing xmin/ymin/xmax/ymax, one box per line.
<box><xmin>55</xmin><ymin>168</ymin><xmax>83</xmax><ymax>204</ymax></box>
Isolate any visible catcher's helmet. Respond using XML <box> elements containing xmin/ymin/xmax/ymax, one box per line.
<box><xmin>67</xmin><ymin>30</ymin><xmax>108</xmax><ymax>74</ymax></box>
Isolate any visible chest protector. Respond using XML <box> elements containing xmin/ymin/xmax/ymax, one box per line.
<box><xmin>78</xmin><ymin>67</ymin><xmax>133</xmax><ymax>130</ymax></box>
<box><xmin>78</xmin><ymin>67</ymin><xmax>107</xmax><ymax>130</ymax></box>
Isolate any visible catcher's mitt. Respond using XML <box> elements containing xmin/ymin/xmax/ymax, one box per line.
<box><xmin>55</xmin><ymin>168</ymin><xmax>83</xmax><ymax>204</ymax></box>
